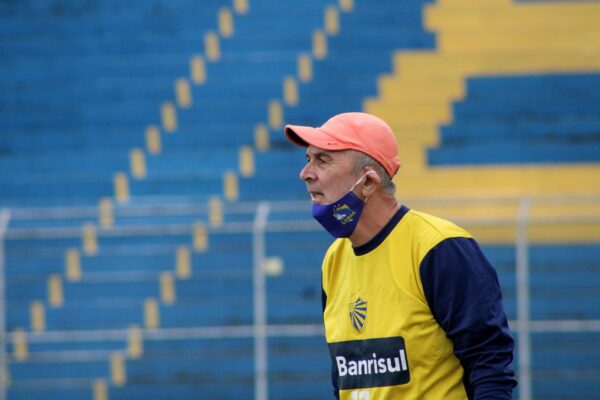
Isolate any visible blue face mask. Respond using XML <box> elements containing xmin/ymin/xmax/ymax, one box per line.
<box><xmin>312</xmin><ymin>172</ymin><xmax>373</xmax><ymax>238</ymax></box>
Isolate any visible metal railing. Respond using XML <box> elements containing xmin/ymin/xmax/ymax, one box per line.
<box><xmin>0</xmin><ymin>209</ymin><xmax>11</xmax><ymax>400</ymax></box>
<box><xmin>1</xmin><ymin>196</ymin><xmax>600</xmax><ymax>400</ymax></box>
<box><xmin>516</xmin><ymin>198</ymin><xmax>532</xmax><ymax>400</ymax></box>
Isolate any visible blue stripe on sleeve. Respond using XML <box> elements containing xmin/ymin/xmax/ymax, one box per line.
<box><xmin>419</xmin><ymin>237</ymin><xmax>517</xmax><ymax>399</ymax></box>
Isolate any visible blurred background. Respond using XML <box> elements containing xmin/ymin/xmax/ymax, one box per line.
<box><xmin>1</xmin><ymin>0</ymin><xmax>599</xmax><ymax>399</ymax></box>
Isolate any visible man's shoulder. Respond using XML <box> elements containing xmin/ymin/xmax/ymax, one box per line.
<box><xmin>400</xmin><ymin>208</ymin><xmax>473</xmax><ymax>247</ymax></box>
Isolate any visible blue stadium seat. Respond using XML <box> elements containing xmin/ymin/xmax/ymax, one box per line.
<box><xmin>430</xmin><ymin>73</ymin><xmax>600</xmax><ymax>165</ymax></box>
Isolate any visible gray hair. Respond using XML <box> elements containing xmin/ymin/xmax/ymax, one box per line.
<box><xmin>351</xmin><ymin>152</ymin><xmax>396</xmax><ymax>196</ymax></box>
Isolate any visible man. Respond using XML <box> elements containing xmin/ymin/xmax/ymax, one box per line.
<box><xmin>284</xmin><ymin>112</ymin><xmax>517</xmax><ymax>399</ymax></box>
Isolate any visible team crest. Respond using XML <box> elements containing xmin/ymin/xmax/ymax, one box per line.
<box><xmin>349</xmin><ymin>298</ymin><xmax>367</xmax><ymax>333</ymax></box>
<box><xmin>333</xmin><ymin>204</ymin><xmax>357</xmax><ymax>225</ymax></box>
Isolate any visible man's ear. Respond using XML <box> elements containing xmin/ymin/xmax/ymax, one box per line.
<box><xmin>361</xmin><ymin>170</ymin><xmax>380</xmax><ymax>198</ymax></box>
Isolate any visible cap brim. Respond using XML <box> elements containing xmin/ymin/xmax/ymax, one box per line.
<box><xmin>284</xmin><ymin>125</ymin><xmax>311</xmax><ymax>147</ymax></box>
<box><xmin>284</xmin><ymin>124</ymin><xmax>347</xmax><ymax>150</ymax></box>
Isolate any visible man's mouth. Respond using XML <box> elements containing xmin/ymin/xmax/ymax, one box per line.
<box><xmin>309</xmin><ymin>191</ymin><xmax>323</xmax><ymax>202</ymax></box>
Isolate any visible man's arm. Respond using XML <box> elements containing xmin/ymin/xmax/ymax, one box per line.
<box><xmin>419</xmin><ymin>237</ymin><xmax>517</xmax><ymax>399</ymax></box>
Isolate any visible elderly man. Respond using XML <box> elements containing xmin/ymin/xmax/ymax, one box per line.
<box><xmin>284</xmin><ymin>112</ymin><xmax>517</xmax><ymax>399</ymax></box>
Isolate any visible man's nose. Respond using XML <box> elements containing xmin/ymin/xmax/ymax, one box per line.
<box><xmin>299</xmin><ymin>163</ymin><xmax>314</xmax><ymax>182</ymax></box>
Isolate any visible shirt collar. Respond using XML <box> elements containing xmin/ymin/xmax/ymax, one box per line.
<box><xmin>353</xmin><ymin>205</ymin><xmax>410</xmax><ymax>256</ymax></box>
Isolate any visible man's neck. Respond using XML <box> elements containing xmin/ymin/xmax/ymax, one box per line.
<box><xmin>349</xmin><ymin>196</ymin><xmax>401</xmax><ymax>247</ymax></box>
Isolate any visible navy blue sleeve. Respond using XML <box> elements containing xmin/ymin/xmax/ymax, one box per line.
<box><xmin>419</xmin><ymin>237</ymin><xmax>517</xmax><ymax>399</ymax></box>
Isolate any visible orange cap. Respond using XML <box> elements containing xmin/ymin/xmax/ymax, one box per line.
<box><xmin>284</xmin><ymin>112</ymin><xmax>401</xmax><ymax>177</ymax></box>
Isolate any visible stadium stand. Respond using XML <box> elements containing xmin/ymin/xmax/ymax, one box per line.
<box><xmin>1</xmin><ymin>0</ymin><xmax>599</xmax><ymax>400</ymax></box>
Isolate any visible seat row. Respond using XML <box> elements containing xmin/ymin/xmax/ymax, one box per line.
<box><xmin>430</xmin><ymin>73</ymin><xmax>600</xmax><ymax>165</ymax></box>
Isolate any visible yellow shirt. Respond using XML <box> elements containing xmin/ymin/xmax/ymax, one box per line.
<box><xmin>322</xmin><ymin>206</ymin><xmax>515</xmax><ymax>399</ymax></box>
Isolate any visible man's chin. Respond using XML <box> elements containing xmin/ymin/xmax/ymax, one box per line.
<box><xmin>310</xmin><ymin>194</ymin><xmax>324</xmax><ymax>205</ymax></box>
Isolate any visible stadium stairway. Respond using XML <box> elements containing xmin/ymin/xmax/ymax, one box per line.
<box><xmin>363</xmin><ymin>0</ymin><xmax>600</xmax><ymax>240</ymax></box>
<box><xmin>364</xmin><ymin>0</ymin><xmax>600</xmax><ymax>176</ymax></box>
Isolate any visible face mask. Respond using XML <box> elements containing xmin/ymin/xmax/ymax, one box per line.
<box><xmin>312</xmin><ymin>172</ymin><xmax>373</xmax><ymax>238</ymax></box>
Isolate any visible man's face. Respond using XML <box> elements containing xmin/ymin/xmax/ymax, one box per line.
<box><xmin>300</xmin><ymin>145</ymin><xmax>358</xmax><ymax>205</ymax></box>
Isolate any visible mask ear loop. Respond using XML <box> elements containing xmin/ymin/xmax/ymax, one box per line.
<box><xmin>350</xmin><ymin>170</ymin><xmax>377</xmax><ymax>203</ymax></box>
